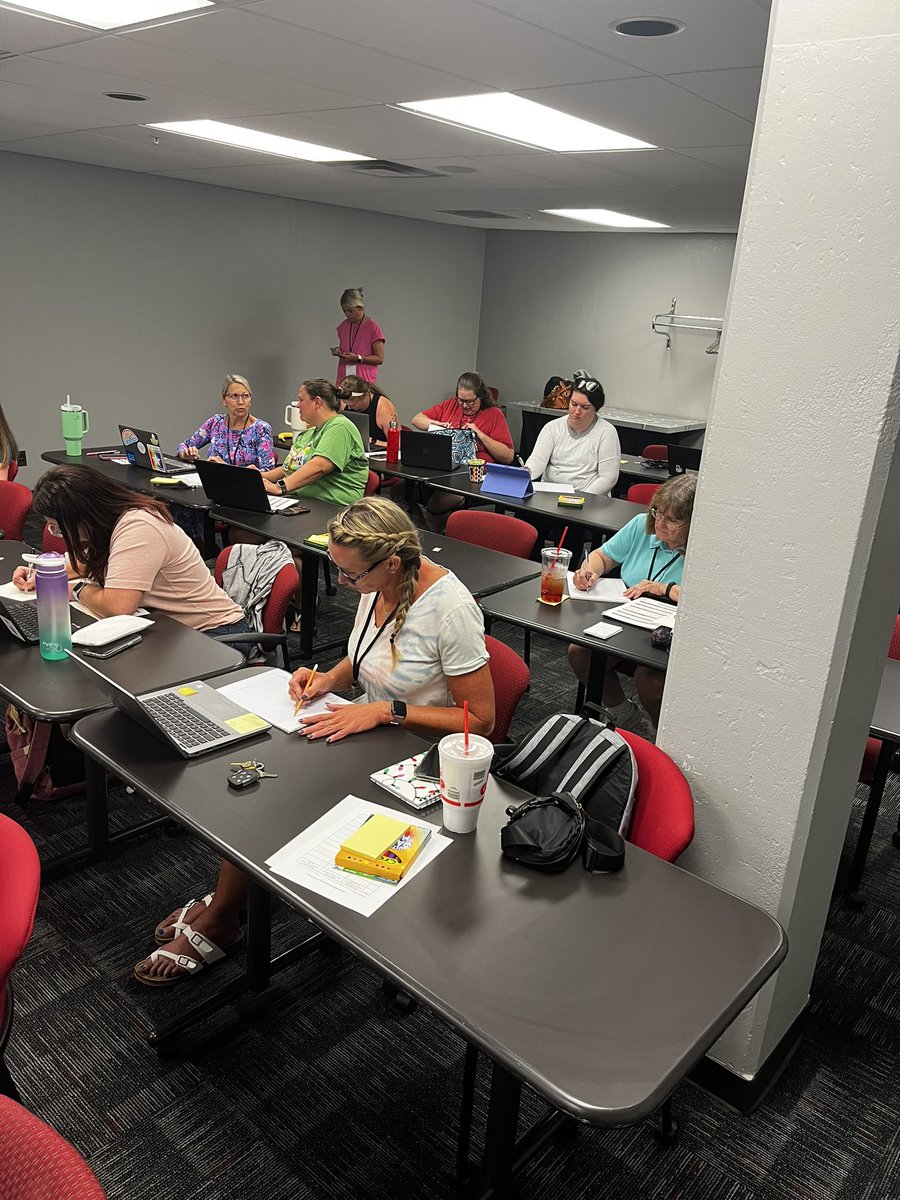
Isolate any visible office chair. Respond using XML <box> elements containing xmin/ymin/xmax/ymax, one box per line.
<box><xmin>445</xmin><ymin>510</ymin><xmax>539</xmax><ymax>665</ymax></box>
<box><xmin>4</xmin><ymin>461</ymin><xmax>17</xmax><ymax>483</ymax></box>
<box><xmin>616</xmin><ymin>730</ymin><xmax>695</xmax><ymax>863</ymax></box>
<box><xmin>626</xmin><ymin>483</ymin><xmax>658</xmax><ymax>505</ymax></box>
<box><xmin>41</xmin><ymin>524</ymin><xmax>66</xmax><ymax>554</ymax></box>
<box><xmin>0</xmin><ymin>1096</ymin><xmax>108</xmax><ymax>1199</ymax></box>
<box><xmin>0</xmin><ymin>815</ymin><xmax>41</xmax><ymax>1103</ymax></box>
<box><xmin>487</xmin><ymin>386</ymin><xmax>500</xmax><ymax>403</ymax></box>
<box><xmin>214</xmin><ymin>546</ymin><xmax>299</xmax><ymax>670</ymax></box>
<box><xmin>641</xmin><ymin>443</ymin><xmax>668</xmax><ymax>462</ymax></box>
<box><xmin>485</xmin><ymin>636</ymin><xmax>530</xmax><ymax>744</ymax></box>
<box><xmin>0</xmin><ymin>483</ymin><xmax>32</xmax><ymax>543</ymax></box>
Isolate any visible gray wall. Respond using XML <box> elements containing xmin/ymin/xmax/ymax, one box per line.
<box><xmin>477</xmin><ymin>229</ymin><xmax>736</xmax><ymax>437</ymax></box>
<box><xmin>2</xmin><ymin>152</ymin><xmax>485</xmax><ymax>483</ymax></box>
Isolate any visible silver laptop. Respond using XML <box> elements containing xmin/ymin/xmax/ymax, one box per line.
<box><xmin>69</xmin><ymin>652</ymin><xmax>271</xmax><ymax>758</ymax></box>
<box><xmin>118</xmin><ymin>424</ymin><xmax>193</xmax><ymax>474</ymax></box>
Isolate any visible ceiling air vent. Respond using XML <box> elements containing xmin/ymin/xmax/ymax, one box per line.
<box><xmin>440</xmin><ymin>210</ymin><xmax>517</xmax><ymax>220</ymax></box>
<box><xmin>346</xmin><ymin>160</ymin><xmax>445</xmax><ymax>179</ymax></box>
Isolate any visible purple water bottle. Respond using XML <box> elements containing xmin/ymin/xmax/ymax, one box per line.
<box><xmin>35</xmin><ymin>552</ymin><xmax>73</xmax><ymax>661</ymax></box>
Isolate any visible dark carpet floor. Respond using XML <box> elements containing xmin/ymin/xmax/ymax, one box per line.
<box><xmin>4</xmin><ymin>519</ymin><xmax>900</xmax><ymax>1199</ymax></box>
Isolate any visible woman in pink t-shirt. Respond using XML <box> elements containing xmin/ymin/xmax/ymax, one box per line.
<box><xmin>330</xmin><ymin>286</ymin><xmax>385</xmax><ymax>385</ymax></box>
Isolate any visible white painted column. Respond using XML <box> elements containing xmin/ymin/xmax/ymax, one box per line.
<box><xmin>658</xmin><ymin>0</ymin><xmax>900</xmax><ymax>1077</ymax></box>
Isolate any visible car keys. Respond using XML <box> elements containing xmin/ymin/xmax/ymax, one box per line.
<box><xmin>228</xmin><ymin>768</ymin><xmax>260</xmax><ymax>789</ymax></box>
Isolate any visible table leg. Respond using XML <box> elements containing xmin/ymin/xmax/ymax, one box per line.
<box><xmin>84</xmin><ymin>755</ymin><xmax>109</xmax><ymax>858</ymax></box>
<box><xmin>848</xmin><ymin>739</ymin><xmax>894</xmax><ymax>905</ymax></box>
<box><xmin>246</xmin><ymin>880</ymin><xmax>272</xmax><ymax>991</ymax></box>
<box><xmin>202</xmin><ymin>512</ymin><xmax>217</xmax><ymax>560</ymax></box>
<box><xmin>474</xmin><ymin>1060</ymin><xmax>521</xmax><ymax>1200</ymax></box>
<box><xmin>299</xmin><ymin>552</ymin><xmax>319</xmax><ymax>660</ymax></box>
<box><xmin>586</xmin><ymin>648</ymin><xmax>608</xmax><ymax>708</ymax></box>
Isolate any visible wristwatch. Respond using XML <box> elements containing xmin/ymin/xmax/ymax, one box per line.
<box><xmin>357</xmin><ymin>354</ymin><xmax>362</xmax><ymax>364</ymax></box>
<box><xmin>390</xmin><ymin>700</ymin><xmax>407</xmax><ymax>726</ymax></box>
<box><xmin>71</xmin><ymin>579</ymin><xmax>89</xmax><ymax>600</ymax></box>
<box><xmin>664</xmin><ymin>582</ymin><xmax>676</xmax><ymax>600</ymax></box>
<box><xmin>277</xmin><ymin>479</ymin><xmax>288</xmax><ymax>495</ymax></box>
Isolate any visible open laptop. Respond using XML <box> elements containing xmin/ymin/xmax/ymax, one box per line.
<box><xmin>119</xmin><ymin>425</ymin><xmax>193</xmax><ymax>475</ymax></box>
<box><xmin>342</xmin><ymin>409</ymin><xmax>370</xmax><ymax>447</ymax></box>
<box><xmin>400</xmin><ymin>429</ymin><xmax>455</xmax><ymax>472</ymax></box>
<box><xmin>68</xmin><ymin>652</ymin><xmax>271</xmax><ymax>757</ymax></box>
<box><xmin>193</xmin><ymin>459</ymin><xmax>309</xmax><ymax>514</ymax></box>
<box><xmin>0</xmin><ymin>594</ymin><xmax>94</xmax><ymax>645</ymax></box>
<box><xmin>668</xmin><ymin>444</ymin><xmax>702</xmax><ymax>476</ymax></box>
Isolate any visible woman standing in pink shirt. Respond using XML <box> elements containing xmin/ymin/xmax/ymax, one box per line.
<box><xmin>330</xmin><ymin>286</ymin><xmax>385</xmax><ymax>385</ymax></box>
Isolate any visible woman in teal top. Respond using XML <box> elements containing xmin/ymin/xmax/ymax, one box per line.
<box><xmin>569</xmin><ymin>473</ymin><xmax>696</xmax><ymax>736</ymax></box>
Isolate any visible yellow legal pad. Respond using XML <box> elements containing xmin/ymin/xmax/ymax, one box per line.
<box><xmin>305</xmin><ymin>532</ymin><xmax>330</xmax><ymax>547</ymax></box>
<box><xmin>335</xmin><ymin>814</ymin><xmax>431</xmax><ymax>884</ymax></box>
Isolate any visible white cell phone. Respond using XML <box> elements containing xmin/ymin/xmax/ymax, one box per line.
<box><xmin>584</xmin><ymin>621</ymin><xmax>622</xmax><ymax>640</ymax></box>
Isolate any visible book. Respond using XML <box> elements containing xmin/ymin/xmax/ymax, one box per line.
<box><xmin>370</xmin><ymin>753</ymin><xmax>442</xmax><ymax>812</ymax></box>
<box><xmin>335</xmin><ymin>814</ymin><xmax>432</xmax><ymax>883</ymax></box>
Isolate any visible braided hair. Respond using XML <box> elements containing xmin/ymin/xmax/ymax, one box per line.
<box><xmin>327</xmin><ymin>497</ymin><xmax>423</xmax><ymax>668</ymax></box>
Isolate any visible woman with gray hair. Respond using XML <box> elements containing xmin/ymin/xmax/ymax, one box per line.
<box><xmin>330</xmin><ymin>286</ymin><xmax>385</xmax><ymax>385</ymax></box>
<box><xmin>177</xmin><ymin>374</ymin><xmax>275</xmax><ymax>469</ymax></box>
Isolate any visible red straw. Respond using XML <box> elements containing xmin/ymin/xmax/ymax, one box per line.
<box><xmin>463</xmin><ymin>700</ymin><xmax>470</xmax><ymax>754</ymax></box>
<box><xmin>550</xmin><ymin>526</ymin><xmax>569</xmax><ymax>572</ymax></box>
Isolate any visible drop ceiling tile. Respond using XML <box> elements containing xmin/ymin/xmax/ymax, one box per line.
<box><xmin>478</xmin><ymin>0</ymin><xmax>770</xmax><ymax>74</ymax></box>
<box><xmin>457</xmin><ymin>151</ymin><xmax>653</xmax><ymax>189</ymax></box>
<box><xmin>573</xmin><ymin>147</ymin><xmax>745</xmax><ymax>186</ymax></box>
<box><xmin>0</xmin><ymin>126</ymin><xmax>264</xmax><ymax>171</ymax></box>
<box><xmin>675</xmin><ymin>145</ymin><xmax>752</xmax><ymax>174</ymax></box>
<box><xmin>252</xmin><ymin>0</ymin><xmax>646</xmax><ymax>89</ymax></box>
<box><xmin>520</xmin><ymin>76</ymin><xmax>755</xmax><ymax>149</ymax></box>
<box><xmin>0</xmin><ymin>7</ymin><xmax>103</xmax><ymax>54</ymax></box>
<box><xmin>158</xmin><ymin>159</ymin><xmax>374</xmax><ymax>196</ymax></box>
<box><xmin>664</xmin><ymin>67</ymin><xmax>763</xmax><ymax>121</ymax></box>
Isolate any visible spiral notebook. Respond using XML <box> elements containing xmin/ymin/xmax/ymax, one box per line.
<box><xmin>370</xmin><ymin>752</ymin><xmax>441</xmax><ymax>812</ymax></box>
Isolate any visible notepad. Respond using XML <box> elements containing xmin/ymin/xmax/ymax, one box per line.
<box><xmin>566</xmin><ymin>573</ymin><xmax>627</xmax><ymax>603</ymax></box>
<box><xmin>305</xmin><ymin>532</ymin><xmax>329</xmax><ymax>547</ymax></box>
<box><xmin>601</xmin><ymin>597</ymin><xmax>677</xmax><ymax>630</ymax></box>
<box><xmin>216</xmin><ymin>667</ymin><xmax>350</xmax><ymax>733</ymax></box>
<box><xmin>335</xmin><ymin>814</ymin><xmax>432</xmax><ymax>883</ymax></box>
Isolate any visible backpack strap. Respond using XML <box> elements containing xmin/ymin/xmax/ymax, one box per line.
<box><xmin>581</xmin><ymin>813</ymin><xmax>626</xmax><ymax>874</ymax></box>
<box><xmin>13</xmin><ymin>712</ymin><xmax>53</xmax><ymax>805</ymax></box>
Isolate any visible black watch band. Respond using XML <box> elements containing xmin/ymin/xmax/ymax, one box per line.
<box><xmin>278</xmin><ymin>478</ymin><xmax>288</xmax><ymax>494</ymax></box>
<box><xmin>390</xmin><ymin>700</ymin><xmax>407</xmax><ymax>725</ymax></box>
<box><xmin>665</xmin><ymin>582</ymin><xmax>675</xmax><ymax>600</ymax></box>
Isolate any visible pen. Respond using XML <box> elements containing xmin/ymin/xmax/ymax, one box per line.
<box><xmin>293</xmin><ymin>663</ymin><xmax>318</xmax><ymax>716</ymax></box>
<box><xmin>581</xmin><ymin>549</ymin><xmax>594</xmax><ymax>588</ymax></box>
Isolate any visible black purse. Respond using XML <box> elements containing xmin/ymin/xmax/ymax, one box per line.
<box><xmin>500</xmin><ymin>791</ymin><xmax>626</xmax><ymax>874</ymax></box>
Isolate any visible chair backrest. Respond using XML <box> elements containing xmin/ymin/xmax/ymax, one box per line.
<box><xmin>889</xmin><ymin>615</ymin><xmax>900</xmax><ymax>661</ymax></box>
<box><xmin>365</xmin><ymin>470</ymin><xmax>380</xmax><ymax>496</ymax></box>
<box><xmin>0</xmin><ymin>815</ymin><xmax>40</xmax><ymax>1038</ymax></box>
<box><xmin>42</xmin><ymin>524</ymin><xmax>66</xmax><ymax>555</ymax></box>
<box><xmin>445</xmin><ymin>510</ymin><xmax>538</xmax><ymax>559</ymax></box>
<box><xmin>641</xmin><ymin>443</ymin><xmax>668</xmax><ymax>461</ymax></box>
<box><xmin>488</xmin><ymin>386</ymin><xmax>500</xmax><ymax>403</ymax></box>
<box><xmin>214</xmin><ymin>546</ymin><xmax>299</xmax><ymax>636</ymax></box>
<box><xmin>626</xmin><ymin>483</ymin><xmax>657</xmax><ymax>505</ymax></box>
<box><xmin>4</xmin><ymin>461</ymin><xmax>17</xmax><ymax>483</ymax></box>
<box><xmin>0</xmin><ymin>483</ymin><xmax>33</xmax><ymax>543</ymax></box>
<box><xmin>0</xmin><ymin>1096</ymin><xmax>108</xmax><ymax>1199</ymax></box>
<box><xmin>617</xmin><ymin>731</ymin><xmax>694</xmax><ymax>863</ymax></box>
<box><xmin>485</xmin><ymin>635</ymin><xmax>530</xmax><ymax>744</ymax></box>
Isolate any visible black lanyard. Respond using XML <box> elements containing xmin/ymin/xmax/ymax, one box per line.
<box><xmin>225</xmin><ymin>416</ymin><xmax>250</xmax><ymax>465</ymax></box>
<box><xmin>351</xmin><ymin>592</ymin><xmax>399</xmax><ymax>685</ymax></box>
<box><xmin>347</xmin><ymin>318</ymin><xmax>364</xmax><ymax>353</ymax></box>
<box><xmin>648</xmin><ymin>545</ymin><xmax>682</xmax><ymax>583</ymax></box>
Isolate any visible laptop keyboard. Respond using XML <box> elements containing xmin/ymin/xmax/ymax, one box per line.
<box><xmin>142</xmin><ymin>692</ymin><xmax>226</xmax><ymax>748</ymax></box>
<box><xmin>0</xmin><ymin>599</ymin><xmax>40</xmax><ymax>643</ymax></box>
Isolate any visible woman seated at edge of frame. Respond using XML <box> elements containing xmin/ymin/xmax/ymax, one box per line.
<box><xmin>12</xmin><ymin>464</ymin><xmax>253</xmax><ymax>654</ymax></box>
<box><xmin>135</xmin><ymin>495</ymin><xmax>495</xmax><ymax>988</ymax></box>
<box><xmin>568</xmin><ymin>472</ymin><xmax>696</xmax><ymax>738</ymax></box>
<box><xmin>0</xmin><ymin>403</ymin><xmax>18</xmax><ymax>480</ymax></box>
<box><xmin>178</xmin><ymin>375</ymin><xmax>276</xmax><ymax>469</ymax></box>
<box><xmin>336</xmin><ymin>374</ymin><xmax>399</xmax><ymax>448</ymax></box>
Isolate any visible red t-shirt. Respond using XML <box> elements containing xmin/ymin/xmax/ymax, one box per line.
<box><xmin>421</xmin><ymin>399</ymin><xmax>514</xmax><ymax>464</ymax></box>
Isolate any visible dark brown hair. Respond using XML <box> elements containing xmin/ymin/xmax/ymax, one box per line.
<box><xmin>456</xmin><ymin>371</ymin><xmax>494</xmax><ymax>408</ymax></box>
<box><xmin>645</xmin><ymin>473</ymin><xmax>697</xmax><ymax>537</ymax></box>
<box><xmin>0</xmin><ymin>403</ymin><xmax>18</xmax><ymax>469</ymax></box>
<box><xmin>302</xmin><ymin>378</ymin><xmax>341</xmax><ymax>412</ymax></box>
<box><xmin>32</xmin><ymin>464</ymin><xmax>172</xmax><ymax>585</ymax></box>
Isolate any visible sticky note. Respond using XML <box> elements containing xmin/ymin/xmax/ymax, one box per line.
<box><xmin>178</xmin><ymin>686</ymin><xmax>198</xmax><ymax>696</ymax></box>
<box><xmin>225</xmin><ymin>713</ymin><xmax>270</xmax><ymax>734</ymax></box>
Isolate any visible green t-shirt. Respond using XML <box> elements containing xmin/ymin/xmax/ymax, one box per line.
<box><xmin>283</xmin><ymin>414</ymin><xmax>368</xmax><ymax>506</ymax></box>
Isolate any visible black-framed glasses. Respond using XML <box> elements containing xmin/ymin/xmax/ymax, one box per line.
<box><xmin>650</xmin><ymin>507</ymin><xmax>686</xmax><ymax>528</ymax></box>
<box><xmin>456</xmin><ymin>394</ymin><xmax>479</xmax><ymax>406</ymax></box>
<box><xmin>327</xmin><ymin>552</ymin><xmax>389</xmax><ymax>585</ymax></box>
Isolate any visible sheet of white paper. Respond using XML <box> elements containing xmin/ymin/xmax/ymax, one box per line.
<box><xmin>0</xmin><ymin>581</ymin><xmax>36</xmax><ymax>601</ymax></box>
<box><xmin>268</xmin><ymin>495</ymin><xmax>296</xmax><ymax>512</ymax></box>
<box><xmin>602</xmin><ymin>597</ymin><xmax>677</xmax><ymax>630</ymax></box>
<box><xmin>173</xmin><ymin>472</ymin><xmax>203</xmax><ymax>487</ymax></box>
<box><xmin>531</xmin><ymin>481</ymin><xmax>575</xmax><ymax>494</ymax></box>
<box><xmin>265</xmin><ymin>794</ymin><xmax>450</xmax><ymax>916</ymax></box>
<box><xmin>566</xmin><ymin>573</ymin><xmax>627</xmax><ymax>602</ymax></box>
<box><xmin>216</xmin><ymin>667</ymin><xmax>350</xmax><ymax>733</ymax></box>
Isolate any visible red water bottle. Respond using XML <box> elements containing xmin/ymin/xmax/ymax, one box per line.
<box><xmin>386</xmin><ymin>415</ymin><xmax>400</xmax><ymax>464</ymax></box>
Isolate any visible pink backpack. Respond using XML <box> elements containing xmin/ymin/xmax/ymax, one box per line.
<box><xmin>5</xmin><ymin>705</ymin><xmax>86</xmax><ymax>802</ymax></box>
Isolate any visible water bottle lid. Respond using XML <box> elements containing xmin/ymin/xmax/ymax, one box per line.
<box><xmin>35</xmin><ymin>552</ymin><xmax>67</xmax><ymax>574</ymax></box>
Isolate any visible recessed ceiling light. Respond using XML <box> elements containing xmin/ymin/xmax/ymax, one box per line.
<box><xmin>146</xmin><ymin>120</ymin><xmax>372</xmax><ymax>163</ymax></box>
<box><xmin>613</xmin><ymin>17</ymin><xmax>685</xmax><ymax>38</ymax></box>
<box><xmin>105</xmin><ymin>92</ymin><xmax>148</xmax><ymax>102</ymax></box>
<box><xmin>396</xmin><ymin>93</ymin><xmax>655</xmax><ymax>153</ymax></box>
<box><xmin>542</xmin><ymin>208</ymin><xmax>670</xmax><ymax>230</ymax></box>
<box><xmin>7</xmin><ymin>1</ymin><xmax>213</xmax><ymax>30</ymax></box>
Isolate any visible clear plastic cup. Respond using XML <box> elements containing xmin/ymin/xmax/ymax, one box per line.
<box><xmin>439</xmin><ymin>733</ymin><xmax>493</xmax><ymax>834</ymax></box>
<box><xmin>540</xmin><ymin>546</ymin><xmax>571</xmax><ymax>604</ymax></box>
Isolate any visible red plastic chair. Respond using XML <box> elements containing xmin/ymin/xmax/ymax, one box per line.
<box><xmin>214</xmin><ymin>546</ymin><xmax>300</xmax><ymax>670</ymax></box>
<box><xmin>365</xmin><ymin>470</ymin><xmax>380</xmax><ymax>496</ymax></box>
<box><xmin>0</xmin><ymin>815</ymin><xmax>40</xmax><ymax>1103</ymax></box>
<box><xmin>626</xmin><ymin>483</ymin><xmax>657</xmax><ymax>505</ymax></box>
<box><xmin>488</xmin><ymin>386</ymin><xmax>500</xmax><ymax>403</ymax></box>
<box><xmin>0</xmin><ymin>483</ymin><xmax>32</xmax><ymax>543</ymax></box>
<box><xmin>4</xmin><ymin>461</ymin><xmax>17</xmax><ymax>483</ymax></box>
<box><xmin>0</xmin><ymin>1095</ymin><xmax>107</xmax><ymax>1199</ymax></box>
<box><xmin>485</xmin><ymin>635</ymin><xmax>530</xmax><ymax>744</ymax></box>
<box><xmin>42</xmin><ymin>525</ymin><xmax>66</xmax><ymax>555</ymax></box>
<box><xmin>641</xmin><ymin>443</ymin><xmax>668</xmax><ymax>462</ymax></box>
<box><xmin>617</xmin><ymin>731</ymin><xmax>694</xmax><ymax>862</ymax></box>
<box><xmin>445</xmin><ymin>510</ymin><xmax>538</xmax><ymax>558</ymax></box>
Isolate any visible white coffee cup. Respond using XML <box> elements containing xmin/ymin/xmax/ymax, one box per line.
<box><xmin>283</xmin><ymin>403</ymin><xmax>308</xmax><ymax>432</ymax></box>
<box><xmin>439</xmin><ymin>733</ymin><xmax>494</xmax><ymax>834</ymax></box>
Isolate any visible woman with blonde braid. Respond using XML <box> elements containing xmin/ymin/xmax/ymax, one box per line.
<box><xmin>135</xmin><ymin>496</ymin><xmax>493</xmax><ymax>988</ymax></box>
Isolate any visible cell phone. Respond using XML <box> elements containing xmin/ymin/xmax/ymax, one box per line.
<box><xmin>282</xmin><ymin>503</ymin><xmax>311</xmax><ymax>515</ymax></box>
<box><xmin>81</xmin><ymin>635</ymin><xmax>143</xmax><ymax>658</ymax></box>
<box><xmin>414</xmin><ymin>743</ymin><xmax>441</xmax><ymax>782</ymax></box>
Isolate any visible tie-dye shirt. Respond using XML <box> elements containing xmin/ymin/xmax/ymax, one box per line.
<box><xmin>348</xmin><ymin>568</ymin><xmax>487</xmax><ymax>708</ymax></box>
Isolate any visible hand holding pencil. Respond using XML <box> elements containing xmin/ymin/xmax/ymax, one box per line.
<box><xmin>288</xmin><ymin>663</ymin><xmax>324</xmax><ymax>714</ymax></box>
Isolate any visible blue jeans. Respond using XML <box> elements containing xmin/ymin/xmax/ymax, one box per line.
<box><xmin>205</xmin><ymin>615</ymin><xmax>255</xmax><ymax>661</ymax></box>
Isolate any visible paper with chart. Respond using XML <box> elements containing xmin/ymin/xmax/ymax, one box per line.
<box><xmin>566</xmin><ymin>573</ymin><xmax>627</xmax><ymax>602</ymax></box>
<box><xmin>265</xmin><ymin>795</ymin><xmax>450</xmax><ymax>916</ymax></box>
<box><xmin>602</xmin><ymin>596</ymin><xmax>677</xmax><ymax>630</ymax></box>
<box><xmin>217</xmin><ymin>667</ymin><xmax>351</xmax><ymax>733</ymax></box>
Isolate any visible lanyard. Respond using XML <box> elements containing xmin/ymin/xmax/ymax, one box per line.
<box><xmin>347</xmin><ymin>317</ymin><xmax>364</xmax><ymax>353</ymax></box>
<box><xmin>351</xmin><ymin>592</ymin><xmax>400</xmax><ymax>685</ymax></box>
<box><xmin>225</xmin><ymin>416</ymin><xmax>250</xmax><ymax>465</ymax></box>
<box><xmin>648</xmin><ymin>545</ymin><xmax>682</xmax><ymax>583</ymax></box>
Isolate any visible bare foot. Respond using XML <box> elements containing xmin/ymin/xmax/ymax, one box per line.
<box><xmin>136</xmin><ymin>906</ymin><xmax>243</xmax><ymax>985</ymax></box>
<box><xmin>154</xmin><ymin>894</ymin><xmax>214</xmax><ymax>944</ymax></box>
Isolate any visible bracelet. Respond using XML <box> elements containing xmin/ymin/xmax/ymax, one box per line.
<box><xmin>664</xmin><ymin>582</ymin><xmax>675</xmax><ymax>600</ymax></box>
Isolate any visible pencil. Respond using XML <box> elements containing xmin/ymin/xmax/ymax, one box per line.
<box><xmin>293</xmin><ymin>663</ymin><xmax>318</xmax><ymax>716</ymax></box>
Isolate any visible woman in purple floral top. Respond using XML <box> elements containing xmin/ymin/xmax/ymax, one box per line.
<box><xmin>178</xmin><ymin>375</ymin><xmax>275</xmax><ymax>469</ymax></box>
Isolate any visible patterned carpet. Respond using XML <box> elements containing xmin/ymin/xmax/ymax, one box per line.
<box><xmin>3</xmin><ymin>523</ymin><xmax>900</xmax><ymax>1199</ymax></box>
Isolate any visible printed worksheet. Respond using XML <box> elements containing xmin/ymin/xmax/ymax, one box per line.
<box><xmin>217</xmin><ymin>668</ymin><xmax>351</xmax><ymax>733</ymax></box>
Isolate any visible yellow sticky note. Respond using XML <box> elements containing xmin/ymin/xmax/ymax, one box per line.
<box><xmin>225</xmin><ymin>713</ymin><xmax>270</xmax><ymax>734</ymax></box>
<box><xmin>305</xmin><ymin>532</ymin><xmax>329</xmax><ymax>547</ymax></box>
<box><xmin>178</xmin><ymin>686</ymin><xmax>198</xmax><ymax>696</ymax></box>
<box><xmin>340</xmin><ymin>813</ymin><xmax>408</xmax><ymax>861</ymax></box>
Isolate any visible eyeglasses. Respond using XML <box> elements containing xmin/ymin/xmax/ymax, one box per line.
<box><xmin>650</xmin><ymin>507</ymin><xmax>687</xmax><ymax>529</ymax></box>
<box><xmin>224</xmin><ymin>392</ymin><xmax>251</xmax><ymax>401</ymax></box>
<box><xmin>456</xmin><ymin>395</ymin><xmax>479</xmax><ymax>407</ymax></box>
<box><xmin>327</xmin><ymin>552</ymin><xmax>389</xmax><ymax>585</ymax></box>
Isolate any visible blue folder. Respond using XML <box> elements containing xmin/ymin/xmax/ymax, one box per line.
<box><xmin>481</xmin><ymin>463</ymin><xmax>534</xmax><ymax>498</ymax></box>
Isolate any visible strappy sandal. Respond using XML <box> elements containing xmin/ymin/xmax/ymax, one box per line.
<box><xmin>154</xmin><ymin>893</ymin><xmax>214</xmax><ymax>945</ymax></box>
<box><xmin>134</xmin><ymin>923</ymin><xmax>244</xmax><ymax>988</ymax></box>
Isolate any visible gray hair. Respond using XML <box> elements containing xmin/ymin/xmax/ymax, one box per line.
<box><xmin>221</xmin><ymin>374</ymin><xmax>251</xmax><ymax>397</ymax></box>
<box><xmin>340</xmin><ymin>287</ymin><xmax>365</xmax><ymax>309</ymax></box>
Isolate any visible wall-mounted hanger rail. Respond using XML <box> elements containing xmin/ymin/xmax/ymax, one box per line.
<box><xmin>652</xmin><ymin>297</ymin><xmax>724</xmax><ymax>352</ymax></box>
